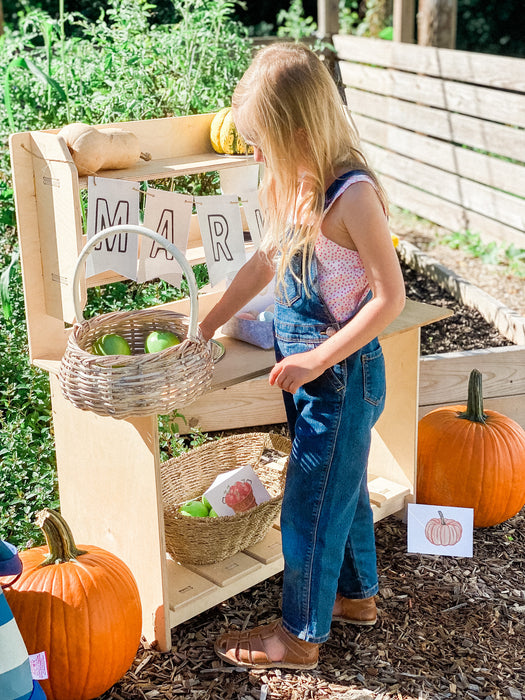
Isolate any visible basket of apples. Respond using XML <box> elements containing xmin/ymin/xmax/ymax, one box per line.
<box><xmin>161</xmin><ymin>432</ymin><xmax>290</xmax><ymax>565</ymax></box>
<box><xmin>59</xmin><ymin>225</ymin><xmax>214</xmax><ymax>419</ymax></box>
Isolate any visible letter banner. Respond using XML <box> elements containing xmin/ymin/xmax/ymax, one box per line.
<box><xmin>194</xmin><ymin>194</ymin><xmax>246</xmax><ymax>287</ymax></box>
<box><xmin>241</xmin><ymin>190</ymin><xmax>264</xmax><ymax>247</ymax></box>
<box><xmin>86</xmin><ymin>177</ymin><xmax>140</xmax><ymax>280</ymax></box>
<box><xmin>138</xmin><ymin>188</ymin><xmax>192</xmax><ymax>287</ymax></box>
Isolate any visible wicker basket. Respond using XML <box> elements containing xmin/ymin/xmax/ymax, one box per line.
<box><xmin>59</xmin><ymin>225</ymin><xmax>214</xmax><ymax>419</ymax></box>
<box><xmin>162</xmin><ymin>432</ymin><xmax>291</xmax><ymax>565</ymax></box>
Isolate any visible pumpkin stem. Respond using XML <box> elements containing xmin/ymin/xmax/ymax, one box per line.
<box><xmin>140</xmin><ymin>151</ymin><xmax>152</xmax><ymax>162</ymax></box>
<box><xmin>438</xmin><ymin>510</ymin><xmax>446</xmax><ymax>525</ymax></box>
<box><xmin>458</xmin><ymin>369</ymin><xmax>487</xmax><ymax>423</ymax></box>
<box><xmin>36</xmin><ymin>509</ymin><xmax>87</xmax><ymax>566</ymax></box>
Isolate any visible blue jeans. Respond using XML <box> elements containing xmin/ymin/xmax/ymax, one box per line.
<box><xmin>274</xmin><ymin>254</ymin><xmax>386</xmax><ymax>643</ymax></box>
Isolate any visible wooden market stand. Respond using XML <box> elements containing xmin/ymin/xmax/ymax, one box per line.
<box><xmin>10</xmin><ymin>113</ymin><xmax>450</xmax><ymax>651</ymax></box>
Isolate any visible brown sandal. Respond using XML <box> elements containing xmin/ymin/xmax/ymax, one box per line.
<box><xmin>332</xmin><ymin>594</ymin><xmax>377</xmax><ymax>625</ymax></box>
<box><xmin>214</xmin><ymin>619</ymin><xmax>319</xmax><ymax>670</ymax></box>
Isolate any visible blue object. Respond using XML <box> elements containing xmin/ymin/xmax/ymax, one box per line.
<box><xmin>1</xmin><ymin>588</ymin><xmax>47</xmax><ymax>699</ymax></box>
<box><xmin>30</xmin><ymin>681</ymin><xmax>47</xmax><ymax>700</ymax></box>
<box><xmin>0</xmin><ymin>540</ymin><xmax>23</xmax><ymax>580</ymax></box>
<box><xmin>222</xmin><ymin>315</ymin><xmax>274</xmax><ymax>349</ymax></box>
<box><xmin>0</xmin><ymin>541</ymin><xmax>47</xmax><ymax>699</ymax></box>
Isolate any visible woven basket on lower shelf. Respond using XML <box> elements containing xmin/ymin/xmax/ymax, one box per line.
<box><xmin>162</xmin><ymin>432</ymin><xmax>291</xmax><ymax>565</ymax></box>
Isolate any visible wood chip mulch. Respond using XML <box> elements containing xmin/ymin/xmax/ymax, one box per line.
<box><xmin>98</xmin><ymin>508</ymin><xmax>525</xmax><ymax>700</ymax></box>
<box><xmin>97</xmin><ymin>237</ymin><xmax>524</xmax><ymax>700</ymax></box>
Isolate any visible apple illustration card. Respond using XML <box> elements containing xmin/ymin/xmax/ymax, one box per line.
<box><xmin>203</xmin><ymin>465</ymin><xmax>271</xmax><ymax>517</ymax></box>
<box><xmin>407</xmin><ymin>504</ymin><xmax>474</xmax><ymax>557</ymax></box>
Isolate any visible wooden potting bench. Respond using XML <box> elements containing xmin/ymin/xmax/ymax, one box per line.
<box><xmin>10</xmin><ymin>113</ymin><xmax>449</xmax><ymax>651</ymax></box>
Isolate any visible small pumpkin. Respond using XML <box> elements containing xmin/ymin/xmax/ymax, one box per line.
<box><xmin>425</xmin><ymin>510</ymin><xmax>463</xmax><ymax>546</ymax></box>
<box><xmin>417</xmin><ymin>369</ymin><xmax>525</xmax><ymax>528</ymax></box>
<box><xmin>58</xmin><ymin>122</ymin><xmax>151</xmax><ymax>175</ymax></box>
<box><xmin>210</xmin><ymin>107</ymin><xmax>253</xmax><ymax>156</ymax></box>
<box><xmin>5</xmin><ymin>509</ymin><xmax>142</xmax><ymax>700</ymax></box>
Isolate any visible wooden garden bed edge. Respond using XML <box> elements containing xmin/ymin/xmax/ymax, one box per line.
<box><xmin>398</xmin><ymin>240</ymin><xmax>525</xmax><ymax>346</ymax></box>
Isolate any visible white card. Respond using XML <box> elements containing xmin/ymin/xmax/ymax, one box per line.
<box><xmin>407</xmin><ymin>503</ymin><xmax>473</xmax><ymax>557</ymax></box>
<box><xmin>241</xmin><ymin>190</ymin><xmax>265</xmax><ymax>247</ymax></box>
<box><xmin>195</xmin><ymin>194</ymin><xmax>246</xmax><ymax>287</ymax></box>
<box><xmin>29</xmin><ymin>651</ymin><xmax>49</xmax><ymax>680</ymax></box>
<box><xmin>220</xmin><ymin>164</ymin><xmax>260</xmax><ymax>194</ymax></box>
<box><xmin>86</xmin><ymin>177</ymin><xmax>139</xmax><ymax>279</ymax></box>
<box><xmin>138</xmin><ymin>188</ymin><xmax>192</xmax><ymax>286</ymax></box>
<box><xmin>203</xmin><ymin>465</ymin><xmax>270</xmax><ymax>516</ymax></box>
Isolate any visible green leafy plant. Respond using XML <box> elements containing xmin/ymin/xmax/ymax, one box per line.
<box><xmin>0</xmin><ymin>256</ymin><xmax>58</xmax><ymax>548</ymax></box>
<box><xmin>0</xmin><ymin>0</ymin><xmax>252</xmax><ymax>173</ymax></box>
<box><xmin>440</xmin><ymin>230</ymin><xmax>525</xmax><ymax>278</ymax></box>
<box><xmin>277</xmin><ymin>0</ymin><xmax>317</xmax><ymax>40</ymax></box>
<box><xmin>0</xmin><ymin>249</ymin><xmax>19</xmax><ymax>320</ymax></box>
<box><xmin>339</xmin><ymin>0</ymin><xmax>392</xmax><ymax>38</ymax></box>
<box><xmin>339</xmin><ymin>0</ymin><xmax>361</xmax><ymax>34</ymax></box>
<box><xmin>0</xmin><ymin>0</ymin><xmax>252</xmax><ymax>549</ymax></box>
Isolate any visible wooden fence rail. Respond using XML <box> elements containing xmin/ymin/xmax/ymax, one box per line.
<box><xmin>333</xmin><ymin>34</ymin><xmax>525</xmax><ymax>250</ymax></box>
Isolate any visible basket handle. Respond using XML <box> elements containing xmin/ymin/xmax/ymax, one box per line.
<box><xmin>72</xmin><ymin>224</ymin><xmax>200</xmax><ymax>339</ymax></box>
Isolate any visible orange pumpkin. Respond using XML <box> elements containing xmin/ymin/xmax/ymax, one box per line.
<box><xmin>425</xmin><ymin>511</ymin><xmax>463</xmax><ymax>546</ymax></box>
<box><xmin>417</xmin><ymin>369</ymin><xmax>525</xmax><ymax>528</ymax></box>
<box><xmin>5</xmin><ymin>509</ymin><xmax>142</xmax><ymax>700</ymax></box>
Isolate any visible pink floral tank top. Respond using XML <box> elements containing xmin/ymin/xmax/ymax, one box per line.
<box><xmin>315</xmin><ymin>172</ymin><xmax>378</xmax><ymax>322</ymax></box>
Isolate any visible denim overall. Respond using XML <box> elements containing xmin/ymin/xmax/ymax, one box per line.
<box><xmin>274</xmin><ymin>171</ymin><xmax>386</xmax><ymax>643</ymax></box>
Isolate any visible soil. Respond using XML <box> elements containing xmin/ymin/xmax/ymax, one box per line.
<box><xmin>97</xmin><ymin>214</ymin><xmax>525</xmax><ymax>700</ymax></box>
<box><xmin>400</xmin><ymin>261</ymin><xmax>513</xmax><ymax>355</ymax></box>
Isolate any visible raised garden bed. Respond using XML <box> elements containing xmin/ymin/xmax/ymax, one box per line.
<box><xmin>397</xmin><ymin>241</ymin><xmax>525</xmax><ymax>428</ymax></box>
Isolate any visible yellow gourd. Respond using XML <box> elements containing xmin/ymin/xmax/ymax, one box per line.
<box><xmin>209</xmin><ymin>108</ymin><xmax>253</xmax><ymax>156</ymax></box>
<box><xmin>210</xmin><ymin>107</ymin><xmax>230</xmax><ymax>154</ymax></box>
<box><xmin>58</xmin><ymin>122</ymin><xmax>151</xmax><ymax>176</ymax></box>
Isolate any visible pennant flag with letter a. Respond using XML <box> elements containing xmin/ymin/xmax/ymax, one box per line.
<box><xmin>86</xmin><ymin>177</ymin><xmax>140</xmax><ymax>280</ymax></box>
<box><xmin>194</xmin><ymin>194</ymin><xmax>246</xmax><ymax>287</ymax></box>
<box><xmin>138</xmin><ymin>187</ymin><xmax>192</xmax><ymax>287</ymax></box>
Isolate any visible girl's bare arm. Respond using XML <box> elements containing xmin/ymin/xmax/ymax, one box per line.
<box><xmin>269</xmin><ymin>182</ymin><xmax>405</xmax><ymax>394</ymax></box>
<box><xmin>199</xmin><ymin>249</ymin><xmax>275</xmax><ymax>342</ymax></box>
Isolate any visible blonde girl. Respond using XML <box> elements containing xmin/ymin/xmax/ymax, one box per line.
<box><xmin>200</xmin><ymin>42</ymin><xmax>405</xmax><ymax>670</ymax></box>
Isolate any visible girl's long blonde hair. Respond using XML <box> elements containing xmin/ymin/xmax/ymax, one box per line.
<box><xmin>232</xmin><ymin>42</ymin><xmax>388</xmax><ymax>288</ymax></box>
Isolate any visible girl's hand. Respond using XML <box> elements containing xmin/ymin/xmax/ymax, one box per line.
<box><xmin>268</xmin><ymin>351</ymin><xmax>325</xmax><ymax>394</ymax></box>
<box><xmin>199</xmin><ymin>321</ymin><xmax>215</xmax><ymax>343</ymax></box>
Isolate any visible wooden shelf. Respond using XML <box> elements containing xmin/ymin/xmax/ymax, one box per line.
<box><xmin>167</xmin><ymin>470</ymin><xmax>410</xmax><ymax>627</ymax></box>
<box><xmin>167</xmin><ymin>531</ymin><xmax>285</xmax><ymax>628</ymax></box>
<box><xmin>78</xmin><ymin>153</ymin><xmax>254</xmax><ymax>187</ymax></box>
<box><xmin>11</xmin><ymin>111</ymin><xmax>446</xmax><ymax>653</ymax></box>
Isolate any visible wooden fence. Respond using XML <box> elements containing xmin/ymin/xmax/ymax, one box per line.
<box><xmin>330</xmin><ymin>34</ymin><xmax>525</xmax><ymax>427</ymax></box>
<box><xmin>333</xmin><ymin>34</ymin><xmax>525</xmax><ymax>250</ymax></box>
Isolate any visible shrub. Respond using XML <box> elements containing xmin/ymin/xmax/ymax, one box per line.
<box><xmin>0</xmin><ymin>0</ymin><xmax>251</xmax><ymax>548</ymax></box>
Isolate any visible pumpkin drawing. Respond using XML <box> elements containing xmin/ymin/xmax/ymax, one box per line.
<box><xmin>425</xmin><ymin>511</ymin><xmax>463</xmax><ymax>546</ymax></box>
<box><xmin>5</xmin><ymin>509</ymin><xmax>142</xmax><ymax>700</ymax></box>
<box><xmin>417</xmin><ymin>369</ymin><xmax>525</xmax><ymax>527</ymax></box>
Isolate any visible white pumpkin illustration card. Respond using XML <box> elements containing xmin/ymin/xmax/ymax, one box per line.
<box><xmin>407</xmin><ymin>503</ymin><xmax>474</xmax><ymax>557</ymax></box>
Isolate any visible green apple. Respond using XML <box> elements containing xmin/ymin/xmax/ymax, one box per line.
<box><xmin>145</xmin><ymin>330</ymin><xmax>180</xmax><ymax>354</ymax></box>
<box><xmin>91</xmin><ymin>337</ymin><xmax>104</xmax><ymax>355</ymax></box>
<box><xmin>208</xmin><ymin>509</ymin><xmax>218</xmax><ymax>518</ymax></box>
<box><xmin>201</xmin><ymin>495</ymin><xmax>212</xmax><ymax>512</ymax></box>
<box><xmin>179</xmin><ymin>500</ymin><xmax>209</xmax><ymax>518</ymax></box>
<box><xmin>94</xmin><ymin>334</ymin><xmax>132</xmax><ymax>356</ymax></box>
